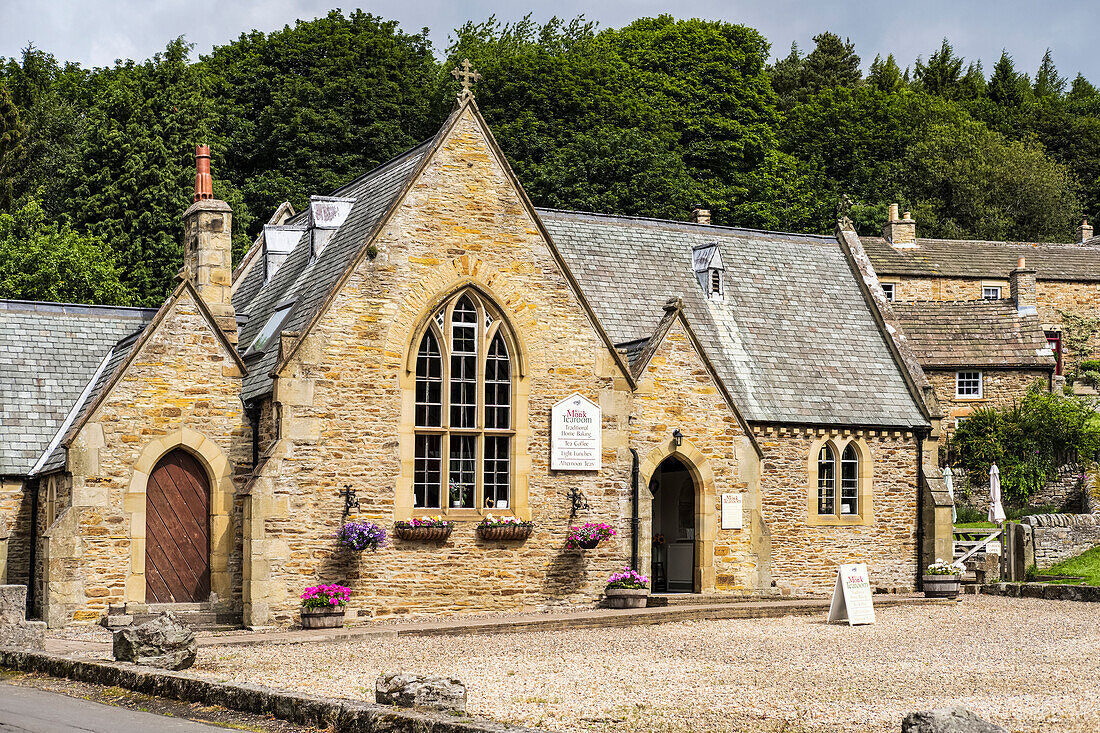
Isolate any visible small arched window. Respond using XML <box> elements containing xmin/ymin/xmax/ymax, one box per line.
<box><xmin>817</xmin><ymin>445</ymin><xmax>835</xmax><ymax>515</ymax></box>
<box><xmin>840</xmin><ymin>445</ymin><xmax>859</xmax><ymax>515</ymax></box>
<box><xmin>413</xmin><ymin>291</ymin><xmax>514</xmax><ymax>511</ymax></box>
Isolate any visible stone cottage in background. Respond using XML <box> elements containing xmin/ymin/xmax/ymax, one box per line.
<box><xmin>0</xmin><ymin>76</ymin><xmax>952</xmax><ymax>628</ymax></box>
<box><xmin>865</xmin><ymin>204</ymin><xmax>1100</xmax><ymax>381</ymax></box>
<box><xmin>888</xmin><ymin>258</ymin><xmax>1057</xmax><ymax>434</ymax></box>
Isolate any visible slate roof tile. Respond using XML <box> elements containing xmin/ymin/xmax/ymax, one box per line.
<box><xmin>863</xmin><ymin>236</ymin><xmax>1100</xmax><ymax>281</ymax></box>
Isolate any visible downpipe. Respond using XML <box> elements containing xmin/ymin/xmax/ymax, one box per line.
<box><xmin>629</xmin><ymin>448</ymin><xmax>640</xmax><ymax>571</ymax></box>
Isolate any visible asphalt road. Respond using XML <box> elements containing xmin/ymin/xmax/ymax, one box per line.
<box><xmin>0</xmin><ymin>681</ymin><xmax>235</xmax><ymax>732</ymax></box>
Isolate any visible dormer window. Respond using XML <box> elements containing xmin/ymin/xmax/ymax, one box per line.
<box><xmin>244</xmin><ymin>300</ymin><xmax>295</xmax><ymax>356</ymax></box>
<box><xmin>692</xmin><ymin>242</ymin><xmax>725</xmax><ymax>300</ymax></box>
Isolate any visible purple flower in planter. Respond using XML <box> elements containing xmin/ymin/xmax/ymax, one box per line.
<box><xmin>336</xmin><ymin>521</ymin><xmax>386</xmax><ymax>552</ymax></box>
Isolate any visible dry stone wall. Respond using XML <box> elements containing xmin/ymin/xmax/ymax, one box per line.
<box><xmin>1021</xmin><ymin>513</ymin><xmax>1100</xmax><ymax>567</ymax></box>
<box><xmin>754</xmin><ymin>428</ymin><xmax>919</xmax><ymax>594</ymax></box>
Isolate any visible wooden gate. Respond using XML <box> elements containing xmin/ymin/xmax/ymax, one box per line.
<box><xmin>145</xmin><ymin>448</ymin><xmax>210</xmax><ymax>603</ymax></box>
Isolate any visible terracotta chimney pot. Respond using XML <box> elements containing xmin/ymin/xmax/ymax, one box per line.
<box><xmin>194</xmin><ymin>144</ymin><xmax>213</xmax><ymax>202</ymax></box>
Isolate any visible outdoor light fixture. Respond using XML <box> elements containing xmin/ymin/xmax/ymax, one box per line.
<box><xmin>567</xmin><ymin>486</ymin><xmax>590</xmax><ymax>519</ymax></box>
<box><xmin>673</xmin><ymin>429</ymin><xmax>683</xmax><ymax>447</ymax></box>
<box><xmin>340</xmin><ymin>485</ymin><xmax>359</xmax><ymax>519</ymax></box>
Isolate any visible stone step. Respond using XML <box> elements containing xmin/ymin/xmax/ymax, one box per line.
<box><xmin>647</xmin><ymin>594</ymin><xmax>756</xmax><ymax>607</ymax></box>
<box><xmin>145</xmin><ymin>602</ymin><xmax>212</xmax><ymax>613</ymax></box>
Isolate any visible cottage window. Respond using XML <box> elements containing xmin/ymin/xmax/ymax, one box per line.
<box><xmin>810</xmin><ymin>439</ymin><xmax>870</xmax><ymax>524</ymax></box>
<box><xmin>956</xmin><ymin>371</ymin><xmax>982</xmax><ymax>398</ymax></box>
<box><xmin>982</xmin><ymin>286</ymin><xmax>1001</xmax><ymax>299</ymax></box>
<box><xmin>880</xmin><ymin>282</ymin><xmax>896</xmax><ymax>302</ymax></box>
<box><xmin>412</xmin><ymin>291</ymin><xmax>514</xmax><ymax>511</ymax></box>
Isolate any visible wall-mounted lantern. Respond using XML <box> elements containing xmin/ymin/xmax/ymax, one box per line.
<box><xmin>340</xmin><ymin>484</ymin><xmax>360</xmax><ymax>519</ymax></box>
<box><xmin>673</xmin><ymin>429</ymin><xmax>683</xmax><ymax>448</ymax></box>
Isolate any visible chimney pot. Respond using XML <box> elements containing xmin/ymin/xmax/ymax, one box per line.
<box><xmin>888</xmin><ymin>203</ymin><xmax>899</xmax><ymax>221</ymax></box>
<box><xmin>691</xmin><ymin>208</ymin><xmax>711</xmax><ymax>225</ymax></box>
<box><xmin>1077</xmin><ymin>217</ymin><xmax>1093</xmax><ymax>243</ymax></box>
<box><xmin>1018</xmin><ymin>256</ymin><xmax>1026</xmax><ymax>268</ymax></box>
<box><xmin>194</xmin><ymin>144</ymin><xmax>213</xmax><ymax>203</ymax></box>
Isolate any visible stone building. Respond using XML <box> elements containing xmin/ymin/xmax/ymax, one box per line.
<box><xmin>0</xmin><ymin>87</ymin><xmax>950</xmax><ymax>628</ymax></box>
<box><xmin>865</xmin><ymin>204</ymin><xmax>1100</xmax><ymax>376</ymax></box>
<box><xmin>888</xmin><ymin>259</ymin><xmax>1056</xmax><ymax>434</ymax></box>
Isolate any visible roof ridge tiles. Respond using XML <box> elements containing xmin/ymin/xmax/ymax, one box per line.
<box><xmin>536</xmin><ymin>207</ymin><xmax>837</xmax><ymax>242</ymax></box>
<box><xmin>0</xmin><ymin>299</ymin><xmax>159</xmax><ymax>318</ymax></box>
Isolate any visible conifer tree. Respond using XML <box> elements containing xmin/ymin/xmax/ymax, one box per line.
<box><xmin>1033</xmin><ymin>49</ymin><xmax>1067</xmax><ymax>98</ymax></box>
<box><xmin>913</xmin><ymin>39</ymin><xmax>964</xmax><ymax>98</ymax></box>
<box><xmin>868</xmin><ymin>54</ymin><xmax>904</xmax><ymax>93</ymax></box>
<box><xmin>988</xmin><ymin>51</ymin><xmax>1027</xmax><ymax>106</ymax></box>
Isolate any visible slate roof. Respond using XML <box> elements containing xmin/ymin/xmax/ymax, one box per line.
<box><xmin>541</xmin><ymin>210</ymin><xmax>928</xmax><ymax>427</ymax></box>
<box><xmin>0</xmin><ymin>300</ymin><xmax>156</xmax><ymax>476</ymax></box>
<box><xmin>235</xmin><ymin>140</ymin><xmax>432</xmax><ymax>401</ymax></box>
<box><xmin>889</xmin><ymin>300</ymin><xmax>1055</xmax><ymax>370</ymax></box>
<box><xmin>862</xmin><ymin>236</ymin><xmax>1100</xmax><ymax>281</ymax></box>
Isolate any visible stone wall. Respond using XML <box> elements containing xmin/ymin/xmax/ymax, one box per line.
<box><xmin>0</xmin><ymin>584</ymin><xmax>44</xmax><ymax>648</ymax></box>
<box><xmin>0</xmin><ymin>478</ymin><xmax>30</xmax><ymax>585</ymax></box>
<box><xmin>753</xmin><ymin>427</ymin><xmax>920</xmax><ymax>595</ymax></box>
<box><xmin>951</xmin><ymin>464</ymin><xmax>1086</xmax><ymax>514</ymax></box>
<box><xmin>1021</xmin><ymin>513</ymin><xmax>1100</xmax><ymax>568</ymax></box>
<box><xmin>926</xmin><ymin>369</ymin><xmax>1050</xmax><ymax>436</ymax></box>
<box><xmin>47</xmin><ymin>287</ymin><xmax>250</xmax><ymax>625</ymax></box>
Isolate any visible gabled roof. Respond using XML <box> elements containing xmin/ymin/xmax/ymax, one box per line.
<box><xmin>235</xmin><ymin>140</ymin><xmax>434</xmax><ymax>401</ymax></box>
<box><xmin>543</xmin><ymin>210</ymin><xmax>928</xmax><ymax>428</ymax></box>
<box><xmin>0</xmin><ymin>300</ymin><xmax>157</xmax><ymax>475</ymax></box>
<box><xmin>890</xmin><ymin>300</ymin><xmax>1056</xmax><ymax>370</ymax></box>
<box><xmin>863</xmin><ymin>236</ymin><xmax>1100</xmax><ymax>282</ymax></box>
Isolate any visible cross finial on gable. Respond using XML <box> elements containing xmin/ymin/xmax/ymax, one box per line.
<box><xmin>451</xmin><ymin>58</ymin><xmax>482</xmax><ymax>101</ymax></box>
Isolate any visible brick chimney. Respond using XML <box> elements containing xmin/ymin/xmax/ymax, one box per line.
<box><xmin>1010</xmin><ymin>256</ymin><xmax>1037</xmax><ymax>316</ymax></box>
<box><xmin>691</xmin><ymin>208</ymin><xmax>711</xmax><ymax>225</ymax></box>
<box><xmin>1076</xmin><ymin>218</ymin><xmax>1093</xmax><ymax>243</ymax></box>
<box><xmin>182</xmin><ymin>144</ymin><xmax>236</xmax><ymax>344</ymax></box>
<box><xmin>882</xmin><ymin>203</ymin><xmax>916</xmax><ymax>246</ymax></box>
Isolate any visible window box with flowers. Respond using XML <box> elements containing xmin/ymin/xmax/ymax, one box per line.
<box><xmin>394</xmin><ymin>516</ymin><xmax>454</xmax><ymax>542</ymax></box>
<box><xmin>476</xmin><ymin>514</ymin><xmax>533</xmax><ymax>541</ymax></box>
<box><xmin>604</xmin><ymin>567</ymin><xmax>650</xmax><ymax>608</ymax></box>
<box><xmin>566</xmin><ymin>522</ymin><xmax>616</xmax><ymax>550</ymax></box>
<box><xmin>300</xmin><ymin>584</ymin><xmax>351</xmax><ymax>628</ymax></box>
<box><xmin>336</xmin><ymin>521</ymin><xmax>386</xmax><ymax>552</ymax></box>
<box><xmin>923</xmin><ymin>561</ymin><xmax>962</xmax><ymax>599</ymax></box>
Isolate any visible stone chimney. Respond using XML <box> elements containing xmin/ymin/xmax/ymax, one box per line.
<box><xmin>1010</xmin><ymin>256</ymin><xmax>1037</xmax><ymax>316</ymax></box>
<box><xmin>882</xmin><ymin>203</ymin><xmax>916</xmax><ymax>246</ymax></box>
<box><xmin>1076</xmin><ymin>218</ymin><xmax>1093</xmax><ymax>243</ymax></box>
<box><xmin>182</xmin><ymin>144</ymin><xmax>237</xmax><ymax>344</ymax></box>
<box><xmin>691</xmin><ymin>208</ymin><xmax>711</xmax><ymax>225</ymax></box>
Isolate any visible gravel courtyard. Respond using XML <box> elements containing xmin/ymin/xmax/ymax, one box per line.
<box><xmin>193</xmin><ymin>595</ymin><xmax>1100</xmax><ymax>732</ymax></box>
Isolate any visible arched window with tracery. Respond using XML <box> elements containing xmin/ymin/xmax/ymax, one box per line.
<box><xmin>412</xmin><ymin>291</ymin><xmax>514</xmax><ymax>511</ymax></box>
<box><xmin>840</xmin><ymin>444</ymin><xmax>859</xmax><ymax>515</ymax></box>
<box><xmin>817</xmin><ymin>445</ymin><xmax>835</xmax><ymax>515</ymax></box>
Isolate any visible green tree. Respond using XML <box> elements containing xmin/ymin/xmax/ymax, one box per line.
<box><xmin>0</xmin><ymin>82</ymin><xmax>21</xmax><ymax>206</ymax></box>
<box><xmin>867</xmin><ymin>54</ymin><xmax>904</xmax><ymax>93</ymax></box>
<box><xmin>913</xmin><ymin>39</ymin><xmax>964</xmax><ymax>99</ymax></box>
<box><xmin>959</xmin><ymin>61</ymin><xmax>987</xmax><ymax>100</ymax></box>
<box><xmin>0</xmin><ymin>197</ymin><xmax>132</xmax><ymax>304</ymax></box>
<box><xmin>769</xmin><ymin>42</ymin><xmax>804</xmax><ymax>108</ymax></box>
<box><xmin>1034</xmin><ymin>48</ymin><xmax>1066</xmax><ymax>99</ymax></box>
<box><xmin>988</xmin><ymin>51</ymin><xmax>1028</xmax><ymax>107</ymax></box>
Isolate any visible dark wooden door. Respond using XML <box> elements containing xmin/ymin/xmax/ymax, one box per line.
<box><xmin>146</xmin><ymin>449</ymin><xmax>210</xmax><ymax>603</ymax></box>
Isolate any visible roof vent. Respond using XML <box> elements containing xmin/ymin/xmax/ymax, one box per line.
<box><xmin>263</xmin><ymin>224</ymin><xmax>307</xmax><ymax>282</ymax></box>
<box><xmin>308</xmin><ymin>196</ymin><xmax>356</xmax><ymax>258</ymax></box>
<box><xmin>692</xmin><ymin>242</ymin><xmax>724</xmax><ymax>298</ymax></box>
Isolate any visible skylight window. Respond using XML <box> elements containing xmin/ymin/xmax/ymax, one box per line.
<box><xmin>245</xmin><ymin>301</ymin><xmax>294</xmax><ymax>356</ymax></box>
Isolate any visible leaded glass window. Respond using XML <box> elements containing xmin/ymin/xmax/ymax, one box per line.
<box><xmin>817</xmin><ymin>445</ymin><xmax>835</xmax><ymax>515</ymax></box>
<box><xmin>840</xmin><ymin>445</ymin><xmax>859</xmax><ymax>515</ymax></box>
<box><xmin>412</xmin><ymin>290</ymin><xmax>514</xmax><ymax>511</ymax></box>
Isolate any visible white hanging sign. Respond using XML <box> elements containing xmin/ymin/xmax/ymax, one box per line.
<box><xmin>721</xmin><ymin>493</ymin><xmax>743</xmax><ymax>530</ymax></box>
<box><xmin>551</xmin><ymin>393</ymin><xmax>601</xmax><ymax>470</ymax></box>
<box><xmin>827</xmin><ymin>563</ymin><xmax>876</xmax><ymax>625</ymax></box>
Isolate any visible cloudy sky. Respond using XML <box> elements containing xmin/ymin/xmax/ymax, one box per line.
<box><xmin>1</xmin><ymin>1</ymin><xmax>1094</xmax><ymax>82</ymax></box>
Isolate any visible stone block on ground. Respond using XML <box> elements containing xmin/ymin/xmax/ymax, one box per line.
<box><xmin>375</xmin><ymin>672</ymin><xmax>466</xmax><ymax>713</ymax></box>
<box><xmin>0</xmin><ymin>585</ymin><xmax>45</xmax><ymax>650</ymax></box>
<box><xmin>112</xmin><ymin>611</ymin><xmax>196</xmax><ymax>670</ymax></box>
<box><xmin>902</xmin><ymin>707</ymin><xmax>1008</xmax><ymax>733</ymax></box>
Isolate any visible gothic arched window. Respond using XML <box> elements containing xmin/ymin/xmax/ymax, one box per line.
<box><xmin>817</xmin><ymin>445</ymin><xmax>836</xmax><ymax>515</ymax></box>
<box><xmin>413</xmin><ymin>291</ymin><xmax>514</xmax><ymax>510</ymax></box>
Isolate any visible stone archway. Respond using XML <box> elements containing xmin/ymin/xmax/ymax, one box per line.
<box><xmin>125</xmin><ymin>427</ymin><xmax>234</xmax><ymax>605</ymax></box>
<box><xmin>640</xmin><ymin>439</ymin><xmax>717</xmax><ymax>593</ymax></box>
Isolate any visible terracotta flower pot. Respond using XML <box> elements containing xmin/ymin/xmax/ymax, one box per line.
<box><xmin>923</xmin><ymin>574</ymin><xmax>961</xmax><ymax>599</ymax></box>
<box><xmin>477</xmin><ymin>523</ymin><xmax>533</xmax><ymax>541</ymax></box>
<box><xmin>394</xmin><ymin>524</ymin><xmax>453</xmax><ymax>542</ymax></box>
<box><xmin>301</xmin><ymin>607</ymin><xmax>346</xmax><ymax>629</ymax></box>
<box><xmin>604</xmin><ymin>587</ymin><xmax>649</xmax><ymax>609</ymax></box>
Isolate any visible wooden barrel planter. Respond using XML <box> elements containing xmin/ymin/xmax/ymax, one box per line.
<box><xmin>922</xmin><ymin>574</ymin><xmax>961</xmax><ymax>599</ymax></box>
<box><xmin>604</xmin><ymin>588</ymin><xmax>649</xmax><ymax>609</ymax></box>
<box><xmin>394</xmin><ymin>524</ymin><xmax>453</xmax><ymax>542</ymax></box>
<box><xmin>301</xmin><ymin>608</ymin><xmax>346</xmax><ymax>629</ymax></box>
<box><xmin>477</xmin><ymin>523</ymin><xmax>534</xmax><ymax>541</ymax></box>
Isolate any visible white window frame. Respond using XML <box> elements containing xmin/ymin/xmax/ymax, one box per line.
<box><xmin>244</xmin><ymin>300</ymin><xmax>295</xmax><ymax>356</ymax></box>
<box><xmin>955</xmin><ymin>370</ymin><xmax>983</xmax><ymax>399</ymax></box>
<box><xmin>982</xmin><ymin>286</ymin><xmax>1001</xmax><ymax>299</ymax></box>
<box><xmin>880</xmin><ymin>282</ymin><xmax>896</xmax><ymax>302</ymax></box>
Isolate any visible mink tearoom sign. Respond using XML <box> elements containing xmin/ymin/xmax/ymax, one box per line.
<box><xmin>551</xmin><ymin>393</ymin><xmax>602</xmax><ymax>470</ymax></box>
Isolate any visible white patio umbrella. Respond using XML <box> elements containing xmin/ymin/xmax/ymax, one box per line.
<box><xmin>943</xmin><ymin>466</ymin><xmax>957</xmax><ymax>523</ymax></box>
<box><xmin>988</xmin><ymin>463</ymin><xmax>1006</xmax><ymax>524</ymax></box>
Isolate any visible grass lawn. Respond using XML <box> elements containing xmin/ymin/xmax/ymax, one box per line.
<box><xmin>1045</xmin><ymin>545</ymin><xmax>1100</xmax><ymax>586</ymax></box>
<box><xmin>954</xmin><ymin>521</ymin><xmax>998</xmax><ymax>529</ymax></box>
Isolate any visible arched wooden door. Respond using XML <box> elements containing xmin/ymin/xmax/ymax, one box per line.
<box><xmin>146</xmin><ymin>449</ymin><xmax>211</xmax><ymax>603</ymax></box>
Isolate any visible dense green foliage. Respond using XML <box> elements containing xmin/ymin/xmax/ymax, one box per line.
<box><xmin>0</xmin><ymin>198</ymin><xmax>131</xmax><ymax>304</ymax></box>
<box><xmin>1</xmin><ymin>12</ymin><xmax>1099</xmax><ymax>304</ymax></box>
<box><xmin>947</xmin><ymin>388</ymin><xmax>1100</xmax><ymax>505</ymax></box>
